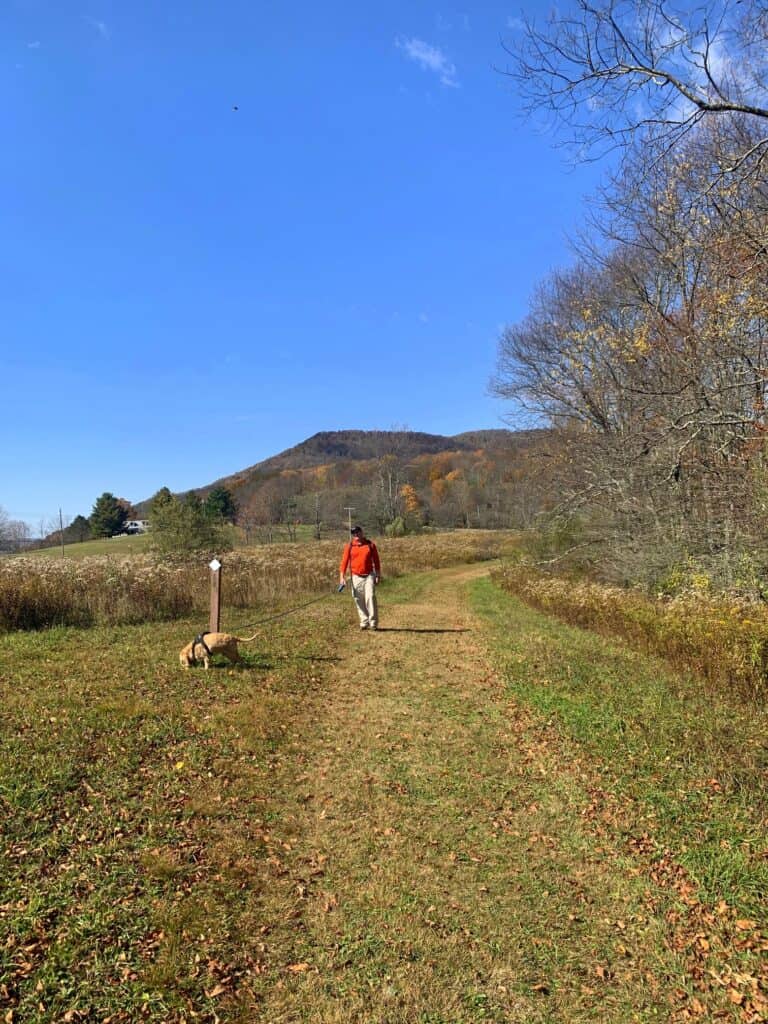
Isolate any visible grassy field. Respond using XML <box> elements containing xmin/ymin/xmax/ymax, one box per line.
<box><xmin>1</xmin><ymin>531</ymin><xmax>511</xmax><ymax>632</ymax></box>
<box><xmin>1</xmin><ymin>562</ymin><xmax>766</xmax><ymax>1022</ymax></box>
<box><xmin>24</xmin><ymin>524</ymin><xmax>351</xmax><ymax>561</ymax></box>
<box><xmin>23</xmin><ymin>533</ymin><xmax>154</xmax><ymax>558</ymax></box>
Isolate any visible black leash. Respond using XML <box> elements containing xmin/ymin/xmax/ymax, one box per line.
<box><xmin>229</xmin><ymin>587</ymin><xmax>343</xmax><ymax>634</ymax></box>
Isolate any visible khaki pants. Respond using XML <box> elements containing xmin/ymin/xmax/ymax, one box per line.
<box><xmin>351</xmin><ymin>573</ymin><xmax>378</xmax><ymax>628</ymax></box>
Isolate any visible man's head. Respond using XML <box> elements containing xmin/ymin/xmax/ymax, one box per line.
<box><xmin>350</xmin><ymin>525</ymin><xmax>363</xmax><ymax>539</ymax></box>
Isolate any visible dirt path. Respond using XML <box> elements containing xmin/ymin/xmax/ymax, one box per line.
<box><xmin>240</xmin><ymin>564</ymin><xmax>723</xmax><ymax>1024</ymax></box>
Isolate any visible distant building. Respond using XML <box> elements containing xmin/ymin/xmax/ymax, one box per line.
<box><xmin>124</xmin><ymin>520</ymin><xmax>150</xmax><ymax>534</ymax></box>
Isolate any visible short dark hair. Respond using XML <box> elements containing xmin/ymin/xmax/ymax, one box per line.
<box><xmin>350</xmin><ymin>525</ymin><xmax>362</xmax><ymax>534</ymax></box>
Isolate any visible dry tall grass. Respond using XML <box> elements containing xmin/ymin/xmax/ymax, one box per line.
<box><xmin>0</xmin><ymin>531</ymin><xmax>509</xmax><ymax>632</ymax></box>
<box><xmin>495</xmin><ymin>563</ymin><xmax>768</xmax><ymax>700</ymax></box>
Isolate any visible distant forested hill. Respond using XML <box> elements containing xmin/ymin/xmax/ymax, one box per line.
<box><xmin>138</xmin><ymin>428</ymin><xmax>556</xmax><ymax>536</ymax></box>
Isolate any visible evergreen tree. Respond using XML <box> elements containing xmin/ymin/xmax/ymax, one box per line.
<box><xmin>65</xmin><ymin>515</ymin><xmax>92</xmax><ymax>544</ymax></box>
<box><xmin>149</xmin><ymin>487</ymin><xmax>174</xmax><ymax>513</ymax></box>
<box><xmin>183</xmin><ymin>492</ymin><xmax>204</xmax><ymax>513</ymax></box>
<box><xmin>205</xmin><ymin>486</ymin><xmax>237</xmax><ymax>523</ymax></box>
<box><xmin>90</xmin><ymin>492</ymin><xmax>128</xmax><ymax>538</ymax></box>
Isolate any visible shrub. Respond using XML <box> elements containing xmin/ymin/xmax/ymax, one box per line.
<box><xmin>149</xmin><ymin>494</ymin><xmax>233</xmax><ymax>554</ymax></box>
<box><xmin>384</xmin><ymin>517</ymin><xmax>407</xmax><ymax>537</ymax></box>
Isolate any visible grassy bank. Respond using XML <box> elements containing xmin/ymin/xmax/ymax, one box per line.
<box><xmin>471</xmin><ymin>575</ymin><xmax>768</xmax><ymax>907</ymax></box>
<box><xmin>494</xmin><ymin>563</ymin><xmax>768</xmax><ymax>701</ymax></box>
<box><xmin>22</xmin><ymin>525</ymin><xmax>330</xmax><ymax>560</ymax></box>
<box><xmin>23</xmin><ymin>534</ymin><xmax>154</xmax><ymax>559</ymax></box>
<box><xmin>470</xmin><ymin>576</ymin><xmax>768</xmax><ymax>1020</ymax></box>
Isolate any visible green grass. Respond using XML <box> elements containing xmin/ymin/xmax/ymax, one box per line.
<box><xmin>0</xmin><ymin>604</ymin><xmax>350</xmax><ymax>1022</ymax></box>
<box><xmin>3</xmin><ymin>566</ymin><xmax>766</xmax><ymax>1022</ymax></box>
<box><xmin>241</xmin><ymin>564</ymin><xmax>768</xmax><ymax>1023</ymax></box>
<box><xmin>22</xmin><ymin>525</ymin><xmax>330</xmax><ymax>560</ymax></box>
<box><xmin>23</xmin><ymin>533</ymin><xmax>153</xmax><ymax>559</ymax></box>
<box><xmin>469</xmin><ymin>576</ymin><xmax>768</xmax><ymax>916</ymax></box>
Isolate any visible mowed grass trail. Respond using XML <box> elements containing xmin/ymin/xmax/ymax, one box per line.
<box><xmin>2</xmin><ymin>566</ymin><xmax>767</xmax><ymax>1022</ymax></box>
<box><xmin>249</xmin><ymin>568</ymin><xmax>766</xmax><ymax>1023</ymax></box>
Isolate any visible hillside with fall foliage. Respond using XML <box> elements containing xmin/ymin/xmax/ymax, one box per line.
<box><xmin>157</xmin><ymin>428</ymin><xmax>555</xmax><ymax>536</ymax></box>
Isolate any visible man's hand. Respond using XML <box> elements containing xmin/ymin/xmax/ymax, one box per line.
<box><xmin>374</xmin><ymin>574</ymin><xmax>381</xmax><ymax>584</ymax></box>
<box><xmin>339</xmin><ymin>575</ymin><xmax>345</xmax><ymax>586</ymax></box>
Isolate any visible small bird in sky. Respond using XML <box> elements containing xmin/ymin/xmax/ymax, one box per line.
<box><xmin>232</xmin><ymin>105</ymin><xmax>239</xmax><ymax>111</ymax></box>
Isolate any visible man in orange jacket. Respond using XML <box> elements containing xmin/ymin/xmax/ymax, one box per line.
<box><xmin>339</xmin><ymin>525</ymin><xmax>381</xmax><ymax>630</ymax></box>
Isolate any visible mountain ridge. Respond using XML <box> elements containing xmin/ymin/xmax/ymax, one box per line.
<box><xmin>135</xmin><ymin>427</ymin><xmax>550</xmax><ymax>529</ymax></box>
<box><xmin>210</xmin><ymin>428</ymin><xmax>530</xmax><ymax>480</ymax></box>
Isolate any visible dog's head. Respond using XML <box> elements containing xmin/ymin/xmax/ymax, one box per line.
<box><xmin>179</xmin><ymin>642</ymin><xmax>195</xmax><ymax>668</ymax></box>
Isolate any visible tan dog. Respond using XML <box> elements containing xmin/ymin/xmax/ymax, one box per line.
<box><xmin>179</xmin><ymin>631</ymin><xmax>259</xmax><ymax>670</ymax></box>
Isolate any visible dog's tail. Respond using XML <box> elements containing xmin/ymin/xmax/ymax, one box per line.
<box><xmin>234</xmin><ymin>633</ymin><xmax>260</xmax><ymax>644</ymax></box>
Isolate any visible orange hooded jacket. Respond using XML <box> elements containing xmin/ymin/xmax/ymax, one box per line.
<box><xmin>339</xmin><ymin>536</ymin><xmax>381</xmax><ymax>577</ymax></box>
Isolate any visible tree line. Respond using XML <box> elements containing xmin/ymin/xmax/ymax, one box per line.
<box><xmin>493</xmin><ymin>0</ymin><xmax>768</xmax><ymax>592</ymax></box>
<box><xmin>7</xmin><ymin>487</ymin><xmax>239</xmax><ymax>554</ymax></box>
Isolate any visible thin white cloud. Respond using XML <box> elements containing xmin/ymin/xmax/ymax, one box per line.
<box><xmin>84</xmin><ymin>16</ymin><xmax>110</xmax><ymax>40</ymax></box>
<box><xmin>396</xmin><ymin>37</ymin><xmax>458</xmax><ymax>88</ymax></box>
<box><xmin>655</xmin><ymin>17</ymin><xmax>686</xmax><ymax>51</ymax></box>
<box><xmin>506</xmin><ymin>16</ymin><xmax>525</xmax><ymax>32</ymax></box>
<box><xmin>27</xmin><ymin>40</ymin><xmax>41</xmax><ymax>49</ymax></box>
<box><xmin>704</xmin><ymin>35</ymin><xmax>735</xmax><ymax>91</ymax></box>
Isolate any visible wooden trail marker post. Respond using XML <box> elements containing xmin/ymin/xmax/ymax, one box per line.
<box><xmin>209</xmin><ymin>558</ymin><xmax>222</xmax><ymax>633</ymax></box>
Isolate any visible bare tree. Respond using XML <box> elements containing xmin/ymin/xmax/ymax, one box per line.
<box><xmin>370</xmin><ymin>454</ymin><xmax>406</xmax><ymax>529</ymax></box>
<box><xmin>0</xmin><ymin>507</ymin><xmax>31</xmax><ymax>553</ymax></box>
<box><xmin>493</xmin><ymin>117</ymin><xmax>768</xmax><ymax>584</ymax></box>
<box><xmin>237</xmin><ymin>508</ymin><xmax>258</xmax><ymax>546</ymax></box>
<box><xmin>507</xmin><ymin>0</ymin><xmax>768</xmax><ymax>183</ymax></box>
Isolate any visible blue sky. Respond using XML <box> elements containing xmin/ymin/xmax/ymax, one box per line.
<box><xmin>2</xmin><ymin>1</ymin><xmax>603</xmax><ymax>530</ymax></box>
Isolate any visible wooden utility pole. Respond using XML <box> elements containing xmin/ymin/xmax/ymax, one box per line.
<box><xmin>209</xmin><ymin>558</ymin><xmax>222</xmax><ymax>633</ymax></box>
<box><xmin>59</xmin><ymin>508</ymin><xmax>65</xmax><ymax>558</ymax></box>
<box><xmin>343</xmin><ymin>506</ymin><xmax>355</xmax><ymax>533</ymax></box>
